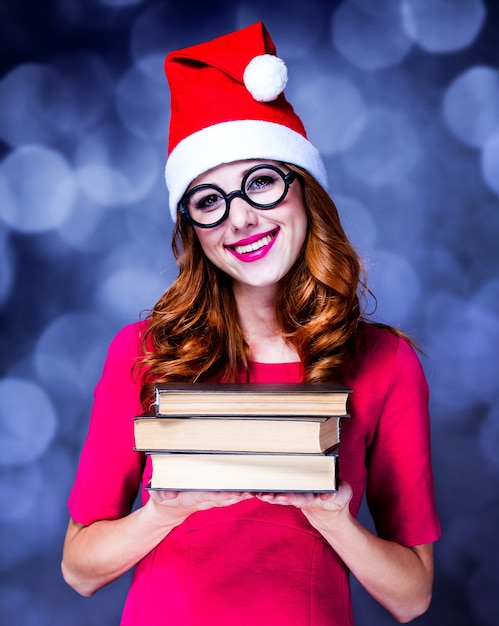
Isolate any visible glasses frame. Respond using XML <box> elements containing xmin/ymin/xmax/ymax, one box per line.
<box><xmin>179</xmin><ymin>163</ymin><xmax>298</xmax><ymax>229</ymax></box>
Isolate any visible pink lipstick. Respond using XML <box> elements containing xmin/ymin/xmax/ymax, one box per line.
<box><xmin>226</xmin><ymin>228</ymin><xmax>279</xmax><ymax>262</ymax></box>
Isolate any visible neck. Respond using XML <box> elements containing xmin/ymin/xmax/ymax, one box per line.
<box><xmin>233</xmin><ymin>282</ymin><xmax>279</xmax><ymax>337</ymax></box>
<box><xmin>232</xmin><ymin>282</ymin><xmax>300</xmax><ymax>363</ymax></box>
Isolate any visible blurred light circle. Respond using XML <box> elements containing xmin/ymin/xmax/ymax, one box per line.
<box><xmin>417</xmin><ymin>248</ymin><xmax>464</xmax><ymax>295</ymax></box>
<box><xmin>55</xmin><ymin>193</ymin><xmax>107</xmax><ymax>251</ymax></box>
<box><xmin>135</xmin><ymin>53</ymin><xmax>167</xmax><ymax>82</ymax></box>
<box><xmin>0</xmin><ymin>463</ymin><xmax>43</xmax><ymax>522</ymax></box>
<box><xmin>0</xmin><ymin>145</ymin><xmax>77</xmax><ymax>233</ymax></box>
<box><xmin>124</xmin><ymin>185</ymin><xmax>172</xmax><ymax>249</ymax></box>
<box><xmin>47</xmin><ymin>52</ymin><xmax>114</xmax><ymax>135</ymax></box>
<box><xmin>472</xmin><ymin>277</ymin><xmax>499</xmax><ymax>318</ymax></box>
<box><xmin>332</xmin><ymin>0</ymin><xmax>412</xmax><ymax>70</ymax></box>
<box><xmin>290</xmin><ymin>75</ymin><xmax>366</xmax><ymax>155</ymax></box>
<box><xmin>342</xmin><ymin>108</ymin><xmax>420</xmax><ymax>186</ymax></box>
<box><xmin>367</xmin><ymin>249</ymin><xmax>421</xmax><ymax>325</ymax></box>
<box><xmin>425</xmin><ymin>295</ymin><xmax>499</xmax><ymax>409</ymax></box>
<box><xmin>372</xmin><ymin>183</ymin><xmax>427</xmax><ymax>244</ymax></box>
<box><xmin>13</xmin><ymin>352</ymin><xmax>91</xmax><ymax>442</ymax></box>
<box><xmin>481</xmin><ymin>131</ymin><xmax>499</xmax><ymax>197</ymax></box>
<box><xmin>0</xmin><ymin>378</ymin><xmax>58</xmax><ymax>465</ymax></box>
<box><xmin>461</xmin><ymin>307</ymin><xmax>499</xmax><ymax>400</ymax></box>
<box><xmin>424</xmin><ymin>295</ymin><xmax>470</xmax><ymax>411</ymax></box>
<box><xmin>130</xmin><ymin>4</ymin><xmax>214</xmax><ymax>61</ymax></box>
<box><xmin>75</xmin><ymin>126</ymin><xmax>160</xmax><ymax>206</ymax></box>
<box><xmin>95</xmin><ymin>265</ymin><xmax>166</xmax><ymax>320</ymax></box>
<box><xmin>0</xmin><ymin>64</ymin><xmax>60</xmax><ymax>147</ymax></box>
<box><xmin>130</xmin><ymin>3</ymin><xmax>178</xmax><ymax>59</ymax></box>
<box><xmin>116</xmin><ymin>61</ymin><xmax>169</xmax><ymax>142</ymax></box>
<box><xmin>237</xmin><ymin>0</ymin><xmax>323</xmax><ymax>59</ymax></box>
<box><xmin>0</xmin><ymin>56</ymin><xmax>111</xmax><ymax>148</ymax></box>
<box><xmin>0</xmin><ymin>221</ymin><xmax>14</xmax><ymax>305</ymax></box>
<box><xmin>35</xmin><ymin>312</ymin><xmax>113</xmax><ymax>399</ymax></box>
<box><xmin>24</xmin><ymin>446</ymin><xmax>80</xmax><ymax>549</ymax></box>
<box><xmin>442</xmin><ymin>66</ymin><xmax>499</xmax><ymax>148</ymax></box>
<box><xmin>334</xmin><ymin>194</ymin><xmax>378</xmax><ymax>254</ymax></box>
<box><xmin>401</xmin><ymin>0</ymin><xmax>486</xmax><ymax>53</ymax></box>
<box><xmin>0</xmin><ymin>518</ymin><xmax>40</xmax><ymax>572</ymax></box>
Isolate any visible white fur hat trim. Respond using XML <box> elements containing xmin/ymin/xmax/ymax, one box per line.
<box><xmin>243</xmin><ymin>54</ymin><xmax>288</xmax><ymax>102</ymax></box>
<box><xmin>165</xmin><ymin>119</ymin><xmax>328</xmax><ymax>219</ymax></box>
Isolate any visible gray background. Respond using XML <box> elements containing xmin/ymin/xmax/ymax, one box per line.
<box><xmin>1</xmin><ymin>0</ymin><xmax>498</xmax><ymax>624</ymax></box>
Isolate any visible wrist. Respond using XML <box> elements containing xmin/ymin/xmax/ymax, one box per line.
<box><xmin>303</xmin><ymin>501</ymin><xmax>354</xmax><ymax>539</ymax></box>
<box><xmin>142</xmin><ymin>497</ymin><xmax>189</xmax><ymax>533</ymax></box>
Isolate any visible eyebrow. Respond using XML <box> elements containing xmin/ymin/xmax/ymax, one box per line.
<box><xmin>191</xmin><ymin>161</ymin><xmax>285</xmax><ymax>191</ymax></box>
<box><xmin>232</xmin><ymin>162</ymin><xmax>272</xmax><ymax>179</ymax></box>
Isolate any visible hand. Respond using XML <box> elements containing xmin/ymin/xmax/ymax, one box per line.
<box><xmin>255</xmin><ymin>480</ymin><xmax>353</xmax><ymax>531</ymax></box>
<box><xmin>147</xmin><ymin>490</ymin><xmax>254</xmax><ymax>525</ymax></box>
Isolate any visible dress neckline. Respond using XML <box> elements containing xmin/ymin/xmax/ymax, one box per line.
<box><xmin>244</xmin><ymin>360</ymin><xmax>304</xmax><ymax>384</ymax></box>
<box><xmin>249</xmin><ymin>360</ymin><xmax>302</xmax><ymax>366</ymax></box>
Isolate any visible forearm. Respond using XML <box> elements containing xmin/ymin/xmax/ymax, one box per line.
<box><xmin>306</xmin><ymin>507</ymin><xmax>434</xmax><ymax>623</ymax></box>
<box><xmin>258</xmin><ymin>485</ymin><xmax>434</xmax><ymax>623</ymax></box>
<box><xmin>62</xmin><ymin>490</ymin><xmax>252</xmax><ymax>597</ymax></box>
<box><xmin>61</xmin><ymin>499</ymin><xmax>184</xmax><ymax>596</ymax></box>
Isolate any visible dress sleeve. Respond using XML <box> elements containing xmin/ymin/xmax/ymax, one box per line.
<box><xmin>67</xmin><ymin>323</ymin><xmax>146</xmax><ymax>526</ymax></box>
<box><xmin>366</xmin><ymin>336</ymin><xmax>441</xmax><ymax>546</ymax></box>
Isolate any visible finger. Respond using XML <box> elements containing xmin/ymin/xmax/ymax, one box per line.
<box><xmin>182</xmin><ymin>490</ymin><xmax>253</xmax><ymax>508</ymax></box>
<box><xmin>150</xmin><ymin>490</ymin><xmax>180</xmax><ymax>502</ymax></box>
<box><xmin>256</xmin><ymin>492</ymin><xmax>315</xmax><ymax>506</ymax></box>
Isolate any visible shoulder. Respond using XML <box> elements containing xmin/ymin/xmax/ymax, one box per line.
<box><xmin>107</xmin><ymin>319</ymin><xmax>150</xmax><ymax>359</ymax></box>
<box><xmin>98</xmin><ymin>320</ymin><xmax>150</xmax><ymax>384</ymax></box>
<box><xmin>354</xmin><ymin>321</ymin><xmax>421</xmax><ymax>366</ymax></box>
<box><xmin>346</xmin><ymin>321</ymin><xmax>427</xmax><ymax>393</ymax></box>
<box><xmin>94</xmin><ymin>320</ymin><xmax>150</xmax><ymax>406</ymax></box>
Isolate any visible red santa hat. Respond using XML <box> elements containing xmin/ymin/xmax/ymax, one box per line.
<box><xmin>164</xmin><ymin>22</ymin><xmax>327</xmax><ymax>220</ymax></box>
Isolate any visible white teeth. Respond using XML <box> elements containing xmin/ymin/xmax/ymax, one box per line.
<box><xmin>234</xmin><ymin>234</ymin><xmax>272</xmax><ymax>254</ymax></box>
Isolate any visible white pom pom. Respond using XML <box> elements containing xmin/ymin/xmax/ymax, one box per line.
<box><xmin>243</xmin><ymin>54</ymin><xmax>288</xmax><ymax>102</ymax></box>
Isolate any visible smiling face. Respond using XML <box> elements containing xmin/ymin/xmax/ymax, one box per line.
<box><xmin>186</xmin><ymin>160</ymin><xmax>308</xmax><ymax>293</ymax></box>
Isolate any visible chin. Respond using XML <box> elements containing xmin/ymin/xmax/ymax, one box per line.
<box><xmin>234</xmin><ymin>270</ymin><xmax>288</xmax><ymax>289</ymax></box>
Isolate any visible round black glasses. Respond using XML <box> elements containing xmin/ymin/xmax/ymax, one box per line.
<box><xmin>179</xmin><ymin>163</ymin><xmax>298</xmax><ymax>229</ymax></box>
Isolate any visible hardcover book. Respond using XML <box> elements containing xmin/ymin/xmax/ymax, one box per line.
<box><xmin>154</xmin><ymin>382</ymin><xmax>351</xmax><ymax>417</ymax></box>
<box><xmin>134</xmin><ymin>412</ymin><xmax>341</xmax><ymax>454</ymax></box>
<box><xmin>147</xmin><ymin>451</ymin><xmax>339</xmax><ymax>492</ymax></box>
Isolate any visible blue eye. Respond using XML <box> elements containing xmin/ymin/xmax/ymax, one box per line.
<box><xmin>192</xmin><ymin>191</ymin><xmax>224</xmax><ymax>212</ymax></box>
<box><xmin>246</xmin><ymin>174</ymin><xmax>278</xmax><ymax>194</ymax></box>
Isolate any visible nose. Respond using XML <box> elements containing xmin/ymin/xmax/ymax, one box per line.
<box><xmin>227</xmin><ymin>194</ymin><xmax>257</xmax><ymax>230</ymax></box>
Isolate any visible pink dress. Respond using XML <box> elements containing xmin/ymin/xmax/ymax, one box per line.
<box><xmin>68</xmin><ymin>321</ymin><xmax>441</xmax><ymax>625</ymax></box>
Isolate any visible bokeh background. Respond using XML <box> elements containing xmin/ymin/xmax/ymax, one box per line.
<box><xmin>1</xmin><ymin>0</ymin><xmax>498</xmax><ymax>624</ymax></box>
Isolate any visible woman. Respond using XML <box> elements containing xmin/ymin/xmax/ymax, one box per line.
<box><xmin>62</xmin><ymin>23</ymin><xmax>441</xmax><ymax>625</ymax></box>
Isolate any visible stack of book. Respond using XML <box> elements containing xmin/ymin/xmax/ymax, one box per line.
<box><xmin>133</xmin><ymin>382</ymin><xmax>351</xmax><ymax>493</ymax></box>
